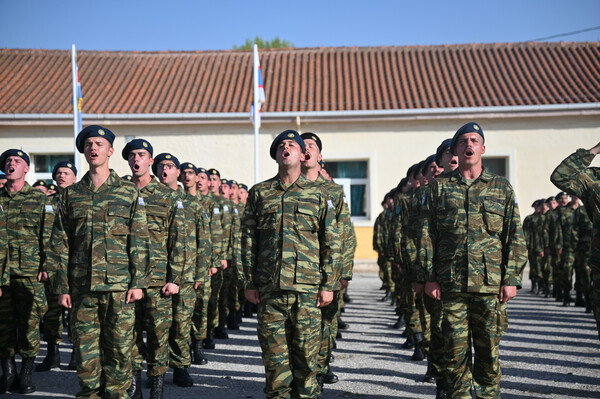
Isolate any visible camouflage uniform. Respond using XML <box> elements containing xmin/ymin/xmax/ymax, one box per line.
<box><xmin>391</xmin><ymin>192</ymin><xmax>411</xmax><ymax>322</ymax></box>
<box><xmin>551</xmin><ymin>149</ymin><xmax>600</xmax><ymax>338</ymax></box>
<box><xmin>169</xmin><ymin>188</ymin><xmax>211</xmax><ymax>369</ymax></box>
<box><xmin>130</xmin><ymin>178</ymin><xmax>183</xmax><ymax>377</ymax></box>
<box><xmin>574</xmin><ymin>205</ymin><xmax>593</xmax><ymax>304</ymax></box>
<box><xmin>241</xmin><ymin>174</ymin><xmax>339</xmax><ymax>399</ymax></box>
<box><xmin>525</xmin><ymin>212</ymin><xmax>547</xmax><ymax>291</ymax></box>
<box><xmin>555</xmin><ymin>204</ymin><xmax>578</xmax><ymax>295</ymax></box>
<box><xmin>420</xmin><ymin>168</ymin><xmax>527</xmax><ymax>398</ymax></box>
<box><xmin>0</xmin><ymin>183</ymin><xmax>52</xmax><ymax>361</ymax></box>
<box><xmin>217</xmin><ymin>196</ymin><xmax>237</xmax><ymax>329</ymax></box>
<box><xmin>226</xmin><ymin>201</ymin><xmax>243</xmax><ymax>324</ymax></box>
<box><xmin>51</xmin><ymin>170</ymin><xmax>149</xmax><ymax>399</ymax></box>
<box><xmin>373</xmin><ymin>210</ymin><xmax>390</xmax><ymax>290</ymax></box>
<box><xmin>545</xmin><ymin>208</ymin><xmax>560</xmax><ymax>292</ymax></box>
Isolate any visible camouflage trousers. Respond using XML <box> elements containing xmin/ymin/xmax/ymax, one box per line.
<box><xmin>527</xmin><ymin>252</ymin><xmax>543</xmax><ymax>284</ymax></box>
<box><xmin>227</xmin><ymin>262</ymin><xmax>241</xmax><ymax>313</ymax></box>
<box><xmin>543</xmin><ymin>252</ymin><xmax>554</xmax><ymax>285</ymax></box>
<box><xmin>41</xmin><ymin>288</ymin><xmax>67</xmax><ymax>342</ymax></box>
<box><xmin>169</xmin><ymin>283</ymin><xmax>195</xmax><ymax>368</ymax></box>
<box><xmin>378</xmin><ymin>257</ymin><xmax>395</xmax><ymax>293</ymax></box>
<box><xmin>257</xmin><ymin>290</ymin><xmax>321</xmax><ymax>399</ymax></box>
<box><xmin>592</xmin><ymin>280</ymin><xmax>600</xmax><ymax>341</ymax></box>
<box><xmin>208</xmin><ymin>268</ymin><xmax>224</xmax><ymax>329</ymax></box>
<box><xmin>70</xmin><ymin>289</ymin><xmax>135</xmax><ymax>399</ymax></box>
<box><xmin>192</xmin><ymin>277</ymin><xmax>211</xmax><ymax>341</ymax></box>
<box><xmin>441</xmin><ymin>292</ymin><xmax>507</xmax><ymax>399</ymax></box>
<box><xmin>424</xmin><ymin>294</ymin><xmax>444</xmax><ymax>379</ymax></box>
<box><xmin>0</xmin><ymin>276</ymin><xmax>47</xmax><ymax>358</ymax></box>
<box><xmin>574</xmin><ymin>253</ymin><xmax>591</xmax><ymax>293</ymax></box>
<box><xmin>131</xmin><ymin>286</ymin><xmax>172</xmax><ymax>376</ymax></box>
<box><xmin>218</xmin><ymin>262</ymin><xmax>234</xmax><ymax>320</ymax></box>
<box><xmin>316</xmin><ymin>291</ymin><xmax>340</xmax><ymax>375</ymax></box>
<box><xmin>556</xmin><ymin>250</ymin><xmax>575</xmax><ymax>291</ymax></box>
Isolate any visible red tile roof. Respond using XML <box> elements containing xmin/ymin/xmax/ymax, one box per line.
<box><xmin>1</xmin><ymin>42</ymin><xmax>599</xmax><ymax>115</ymax></box>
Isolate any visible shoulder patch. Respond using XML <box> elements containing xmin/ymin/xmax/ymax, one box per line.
<box><xmin>234</xmin><ymin>208</ymin><xmax>239</xmax><ymax>214</ymax></box>
<box><xmin>514</xmin><ymin>197</ymin><xmax>518</xmax><ymax>205</ymax></box>
<box><xmin>138</xmin><ymin>197</ymin><xmax>145</xmax><ymax>206</ymax></box>
<box><xmin>343</xmin><ymin>196</ymin><xmax>348</xmax><ymax>204</ymax></box>
<box><xmin>177</xmin><ymin>200</ymin><xmax>184</xmax><ymax>209</ymax></box>
<box><xmin>223</xmin><ymin>205</ymin><xmax>229</xmax><ymax>212</ymax></box>
<box><xmin>45</xmin><ymin>205</ymin><xmax>54</xmax><ymax>212</ymax></box>
<box><xmin>421</xmin><ymin>194</ymin><xmax>426</xmax><ymax>205</ymax></box>
<box><xmin>327</xmin><ymin>199</ymin><xmax>334</xmax><ymax>209</ymax></box>
<box><xmin>213</xmin><ymin>207</ymin><xmax>220</xmax><ymax>215</ymax></box>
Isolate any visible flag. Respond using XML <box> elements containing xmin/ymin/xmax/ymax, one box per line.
<box><xmin>251</xmin><ymin>47</ymin><xmax>266</xmax><ymax>127</ymax></box>
<box><xmin>75</xmin><ymin>62</ymin><xmax>83</xmax><ymax>130</ymax></box>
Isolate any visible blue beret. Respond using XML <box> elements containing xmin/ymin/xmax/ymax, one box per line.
<box><xmin>220</xmin><ymin>178</ymin><xmax>231</xmax><ymax>187</ymax></box>
<box><xmin>555</xmin><ymin>191</ymin><xmax>568</xmax><ymax>200</ymax></box>
<box><xmin>238</xmin><ymin>183</ymin><xmax>248</xmax><ymax>191</ymax></box>
<box><xmin>122</xmin><ymin>175</ymin><xmax>133</xmax><ymax>182</ymax></box>
<box><xmin>76</xmin><ymin>125</ymin><xmax>115</xmax><ymax>153</ymax></box>
<box><xmin>270</xmin><ymin>130</ymin><xmax>306</xmax><ymax>160</ymax></box>
<box><xmin>33</xmin><ymin>180</ymin><xmax>47</xmax><ymax>187</ymax></box>
<box><xmin>0</xmin><ymin>172</ymin><xmax>6</xmax><ymax>179</ymax></box>
<box><xmin>208</xmin><ymin>168</ymin><xmax>220</xmax><ymax>177</ymax></box>
<box><xmin>48</xmin><ymin>183</ymin><xmax>57</xmax><ymax>191</ymax></box>
<box><xmin>197</xmin><ymin>167</ymin><xmax>210</xmax><ymax>178</ymax></box>
<box><xmin>435</xmin><ymin>138</ymin><xmax>453</xmax><ymax>166</ymax></box>
<box><xmin>152</xmin><ymin>153</ymin><xmax>180</xmax><ymax>176</ymax></box>
<box><xmin>229</xmin><ymin>179</ymin><xmax>238</xmax><ymax>186</ymax></box>
<box><xmin>180</xmin><ymin>162</ymin><xmax>197</xmax><ymax>173</ymax></box>
<box><xmin>300</xmin><ymin>132</ymin><xmax>322</xmax><ymax>151</ymax></box>
<box><xmin>451</xmin><ymin>122</ymin><xmax>484</xmax><ymax>155</ymax></box>
<box><xmin>0</xmin><ymin>149</ymin><xmax>30</xmax><ymax>173</ymax></box>
<box><xmin>52</xmin><ymin>160</ymin><xmax>77</xmax><ymax>180</ymax></box>
<box><xmin>421</xmin><ymin>154</ymin><xmax>437</xmax><ymax>175</ymax></box>
<box><xmin>122</xmin><ymin>139</ymin><xmax>153</xmax><ymax>160</ymax></box>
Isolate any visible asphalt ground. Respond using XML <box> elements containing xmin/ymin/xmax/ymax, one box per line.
<box><xmin>5</xmin><ymin>270</ymin><xmax>600</xmax><ymax>398</ymax></box>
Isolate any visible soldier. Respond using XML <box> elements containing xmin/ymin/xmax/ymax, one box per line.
<box><xmin>37</xmin><ymin>160</ymin><xmax>78</xmax><ymax>373</ymax></box>
<box><xmin>550</xmin><ymin>141</ymin><xmax>600</xmax><ymax>339</ymax></box>
<box><xmin>124</xmin><ymin>140</ymin><xmax>182</xmax><ymax>398</ymax></box>
<box><xmin>421</xmin><ymin>122</ymin><xmax>527</xmax><ymax>398</ymax></box>
<box><xmin>241</xmin><ymin>129</ymin><xmax>338</xmax><ymax>399</ymax></box>
<box><xmin>217</xmin><ymin>178</ymin><xmax>238</xmax><ymax>333</ymax></box>
<box><xmin>52</xmin><ymin>125</ymin><xmax>149</xmax><ymax>398</ymax></box>
<box><xmin>572</xmin><ymin>195</ymin><xmax>593</xmax><ymax>310</ymax></box>
<box><xmin>545</xmin><ymin>196</ymin><xmax>561</xmax><ymax>300</ymax></box>
<box><xmin>0</xmin><ymin>149</ymin><xmax>52</xmax><ymax>394</ymax></box>
<box><xmin>554</xmin><ymin>192</ymin><xmax>578</xmax><ymax>306</ymax></box>
<box><xmin>225</xmin><ymin>179</ymin><xmax>243</xmax><ymax>330</ymax></box>
<box><xmin>238</xmin><ymin>183</ymin><xmax>249</xmax><ymax>205</ymax></box>
<box><xmin>300</xmin><ymin>132</ymin><xmax>356</xmax><ymax>392</ymax></box>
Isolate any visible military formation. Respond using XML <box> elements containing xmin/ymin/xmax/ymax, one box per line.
<box><xmin>0</xmin><ymin>126</ymin><xmax>356</xmax><ymax>399</ymax></box>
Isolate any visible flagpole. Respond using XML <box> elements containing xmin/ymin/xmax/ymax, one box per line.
<box><xmin>71</xmin><ymin>44</ymin><xmax>80</xmax><ymax>178</ymax></box>
<box><xmin>253</xmin><ymin>44</ymin><xmax>260</xmax><ymax>185</ymax></box>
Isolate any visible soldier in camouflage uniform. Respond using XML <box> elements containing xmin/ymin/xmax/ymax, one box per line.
<box><xmin>554</xmin><ymin>192</ymin><xmax>579</xmax><ymax>306</ymax></box>
<box><xmin>544</xmin><ymin>196</ymin><xmax>561</xmax><ymax>299</ymax></box>
<box><xmin>551</xmin><ymin>142</ymin><xmax>600</xmax><ymax>339</ymax></box>
<box><xmin>300</xmin><ymin>132</ymin><xmax>356</xmax><ymax>391</ymax></box>
<box><xmin>37</xmin><ymin>160</ymin><xmax>78</xmax><ymax>373</ymax></box>
<box><xmin>572</xmin><ymin>196</ymin><xmax>593</xmax><ymax>310</ymax></box>
<box><xmin>52</xmin><ymin>125</ymin><xmax>149</xmax><ymax>399</ymax></box>
<box><xmin>226</xmin><ymin>179</ymin><xmax>244</xmax><ymax>330</ymax></box>
<box><xmin>241</xmin><ymin>129</ymin><xmax>339</xmax><ymax>399</ymax></box>
<box><xmin>217</xmin><ymin>178</ymin><xmax>238</xmax><ymax>335</ymax></box>
<box><xmin>124</xmin><ymin>142</ymin><xmax>184</xmax><ymax>399</ymax></box>
<box><xmin>421</xmin><ymin>122</ymin><xmax>527</xmax><ymax>398</ymax></box>
<box><xmin>0</xmin><ymin>149</ymin><xmax>53</xmax><ymax>395</ymax></box>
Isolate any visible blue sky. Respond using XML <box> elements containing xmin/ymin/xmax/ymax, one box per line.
<box><xmin>1</xmin><ymin>0</ymin><xmax>599</xmax><ymax>51</ymax></box>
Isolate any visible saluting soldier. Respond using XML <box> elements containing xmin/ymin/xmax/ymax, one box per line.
<box><xmin>52</xmin><ymin>125</ymin><xmax>149</xmax><ymax>398</ymax></box>
<box><xmin>421</xmin><ymin>122</ymin><xmax>527</xmax><ymax>398</ymax></box>
<box><xmin>241</xmin><ymin>129</ymin><xmax>339</xmax><ymax>399</ymax></box>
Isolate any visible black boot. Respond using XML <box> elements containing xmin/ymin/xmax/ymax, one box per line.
<box><xmin>67</xmin><ymin>350</ymin><xmax>77</xmax><ymax>370</ymax></box>
<box><xmin>236</xmin><ymin>309</ymin><xmax>243</xmax><ymax>324</ymax></box>
<box><xmin>562</xmin><ymin>289</ymin><xmax>572</xmax><ymax>306</ymax></box>
<box><xmin>0</xmin><ymin>357</ymin><xmax>19</xmax><ymax>393</ymax></box>
<box><xmin>214</xmin><ymin>324</ymin><xmax>229</xmax><ymax>339</ymax></box>
<box><xmin>401</xmin><ymin>326</ymin><xmax>408</xmax><ymax>337</ymax></box>
<box><xmin>127</xmin><ymin>370</ymin><xmax>143</xmax><ymax>399</ymax></box>
<box><xmin>36</xmin><ymin>340</ymin><xmax>60</xmax><ymax>371</ymax></box>
<box><xmin>402</xmin><ymin>333</ymin><xmax>414</xmax><ymax>349</ymax></box>
<box><xmin>536</xmin><ymin>282</ymin><xmax>543</xmax><ymax>295</ymax></box>
<box><xmin>316</xmin><ymin>373</ymin><xmax>324</xmax><ymax>396</ymax></box>
<box><xmin>555</xmin><ymin>288</ymin><xmax>563</xmax><ymax>302</ymax></box>
<box><xmin>575</xmin><ymin>291</ymin><xmax>585</xmax><ymax>307</ymax></box>
<box><xmin>337</xmin><ymin>317</ymin><xmax>349</xmax><ymax>330</ymax></box>
<box><xmin>435</xmin><ymin>377</ymin><xmax>447</xmax><ymax>399</ymax></box>
<box><xmin>411</xmin><ymin>333</ymin><xmax>425</xmax><ymax>361</ymax></box>
<box><xmin>242</xmin><ymin>302</ymin><xmax>253</xmax><ymax>318</ymax></box>
<box><xmin>19</xmin><ymin>357</ymin><xmax>36</xmax><ymax>394</ymax></box>
<box><xmin>392</xmin><ymin>315</ymin><xmax>405</xmax><ymax>329</ymax></box>
<box><xmin>192</xmin><ymin>340</ymin><xmax>208</xmax><ymax>365</ymax></box>
<box><xmin>149</xmin><ymin>374</ymin><xmax>164</xmax><ymax>399</ymax></box>
<box><xmin>379</xmin><ymin>291</ymin><xmax>391</xmax><ymax>302</ymax></box>
<box><xmin>322</xmin><ymin>368</ymin><xmax>338</xmax><ymax>384</ymax></box>
<box><xmin>343</xmin><ymin>292</ymin><xmax>351</xmax><ymax>303</ymax></box>
<box><xmin>226</xmin><ymin>311</ymin><xmax>239</xmax><ymax>330</ymax></box>
<box><xmin>544</xmin><ymin>284</ymin><xmax>550</xmax><ymax>298</ymax></box>
<box><xmin>585</xmin><ymin>293</ymin><xmax>593</xmax><ymax>314</ymax></box>
<box><xmin>203</xmin><ymin>328</ymin><xmax>216</xmax><ymax>349</ymax></box>
<box><xmin>173</xmin><ymin>367</ymin><xmax>193</xmax><ymax>387</ymax></box>
<box><xmin>530</xmin><ymin>281</ymin><xmax>536</xmax><ymax>292</ymax></box>
<box><xmin>423</xmin><ymin>361</ymin><xmax>436</xmax><ymax>383</ymax></box>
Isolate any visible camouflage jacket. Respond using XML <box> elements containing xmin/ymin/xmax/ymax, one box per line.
<box><xmin>420</xmin><ymin>168</ymin><xmax>527</xmax><ymax>293</ymax></box>
<box><xmin>0</xmin><ymin>182</ymin><xmax>54</xmax><ymax>277</ymax></box>
<box><xmin>526</xmin><ymin>213</ymin><xmax>547</xmax><ymax>253</ymax></box>
<box><xmin>551</xmin><ymin>149</ymin><xmax>600</xmax><ymax>278</ymax></box>
<box><xmin>0</xmin><ymin>205</ymin><xmax>7</xmax><ymax>286</ymax></box>
<box><xmin>405</xmin><ymin>186</ymin><xmax>429</xmax><ymax>281</ymax></box>
<box><xmin>556</xmin><ymin>205</ymin><xmax>578</xmax><ymax>252</ymax></box>
<box><xmin>214</xmin><ymin>195</ymin><xmax>234</xmax><ymax>260</ymax></box>
<box><xmin>197</xmin><ymin>192</ymin><xmax>224</xmax><ymax>269</ymax></box>
<box><xmin>50</xmin><ymin>170</ymin><xmax>149</xmax><ymax>294</ymax></box>
<box><xmin>575</xmin><ymin>205</ymin><xmax>593</xmax><ymax>256</ymax></box>
<box><xmin>373</xmin><ymin>210</ymin><xmax>387</xmax><ymax>255</ymax></box>
<box><xmin>391</xmin><ymin>192</ymin><xmax>410</xmax><ymax>268</ymax></box>
<box><xmin>175</xmin><ymin>188</ymin><xmax>211</xmax><ymax>284</ymax></box>
<box><xmin>139</xmin><ymin>178</ymin><xmax>184</xmax><ymax>287</ymax></box>
<box><xmin>232</xmin><ymin>202</ymin><xmax>244</xmax><ymax>263</ymax></box>
<box><xmin>241</xmin><ymin>174</ymin><xmax>339</xmax><ymax>294</ymax></box>
<box><xmin>544</xmin><ymin>209</ymin><xmax>560</xmax><ymax>252</ymax></box>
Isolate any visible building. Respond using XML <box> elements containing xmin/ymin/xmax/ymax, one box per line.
<box><xmin>1</xmin><ymin>42</ymin><xmax>599</xmax><ymax>259</ymax></box>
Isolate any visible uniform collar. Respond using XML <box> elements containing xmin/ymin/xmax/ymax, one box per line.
<box><xmin>80</xmin><ymin>169</ymin><xmax>121</xmax><ymax>191</ymax></box>
<box><xmin>272</xmin><ymin>173</ymin><xmax>307</xmax><ymax>190</ymax></box>
<box><xmin>448</xmin><ymin>167</ymin><xmax>493</xmax><ymax>184</ymax></box>
<box><xmin>2</xmin><ymin>181</ymin><xmax>33</xmax><ymax>198</ymax></box>
<box><xmin>141</xmin><ymin>177</ymin><xmax>159</xmax><ymax>194</ymax></box>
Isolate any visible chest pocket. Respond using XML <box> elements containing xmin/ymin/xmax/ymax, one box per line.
<box><xmin>483</xmin><ymin>199</ymin><xmax>505</xmax><ymax>234</ymax></box>
<box><xmin>107</xmin><ymin>202</ymin><xmax>130</xmax><ymax>236</ymax></box>
<box><xmin>295</xmin><ymin>202</ymin><xmax>319</xmax><ymax>232</ymax></box>
<box><xmin>20</xmin><ymin>202</ymin><xmax>42</xmax><ymax>228</ymax></box>
<box><xmin>146</xmin><ymin>203</ymin><xmax>168</xmax><ymax>232</ymax></box>
<box><xmin>258</xmin><ymin>204</ymin><xmax>279</xmax><ymax>230</ymax></box>
<box><xmin>436</xmin><ymin>206</ymin><xmax>458</xmax><ymax>231</ymax></box>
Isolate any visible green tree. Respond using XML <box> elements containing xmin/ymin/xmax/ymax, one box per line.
<box><xmin>233</xmin><ymin>36</ymin><xmax>294</xmax><ymax>50</ymax></box>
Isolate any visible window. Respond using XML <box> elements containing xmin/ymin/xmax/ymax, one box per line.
<box><xmin>33</xmin><ymin>154</ymin><xmax>74</xmax><ymax>183</ymax></box>
<box><xmin>325</xmin><ymin>161</ymin><xmax>369</xmax><ymax>220</ymax></box>
<box><xmin>483</xmin><ymin>157</ymin><xmax>507</xmax><ymax>178</ymax></box>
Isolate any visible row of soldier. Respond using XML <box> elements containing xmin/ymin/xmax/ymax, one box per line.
<box><xmin>0</xmin><ymin>125</ymin><xmax>357</xmax><ymax>399</ymax></box>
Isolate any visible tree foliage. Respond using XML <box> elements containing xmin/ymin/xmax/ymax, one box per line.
<box><xmin>233</xmin><ymin>36</ymin><xmax>294</xmax><ymax>50</ymax></box>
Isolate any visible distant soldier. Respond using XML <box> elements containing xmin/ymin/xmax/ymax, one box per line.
<box><xmin>0</xmin><ymin>172</ymin><xmax>6</xmax><ymax>188</ymax></box>
<box><xmin>0</xmin><ymin>149</ymin><xmax>53</xmax><ymax>395</ymax></box>
<box><xmin>37</xmin><ymin>160</ymin><xmax>78</xmax><ymax>372</ymax></box>
<box><xmin>422</xmin><ymin>122</ymin><xmax>527</xmax><ymax>398</ymax></box>
<box><xmin>572</xmin><ymin>196</ymin><xmax>593</xmax><ymax>310</ymax></box>
<box><xmin>52</xmin><ymin>125</ymin><xmax>149</xmax><ymax>398</ymax></box>
<box><xmin>545</xmin><ymin>196</ymin><xmax>561</xmax><ymax>299</ymax></box>
<box><xmin>551</xmin><ymin>141</ymin><xmax>600</xmax><ymax>339</ymax></box>
<box><xmin>241</xmin><ymin>129</ymin><xmax>339</xmax><ymax>398</ymax></box>
<box><xmin>554</xmin><ymin>192</ymin><xmax>578</xmax><ymax>306</ymax></box>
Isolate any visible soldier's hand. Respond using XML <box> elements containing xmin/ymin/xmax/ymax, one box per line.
<box><xmin>499</xmin><ymin>286</ymin><xmax>517</xmax><ymax>303</ymax></box>
<box><xmin>0</xmin><ymin>287</ymin><xmax>2</xmax><ymax>297</ymax></box>
<box><xmin>194</xmin><ymin>281</ymin><xmax>202</xmax><ymax>289</ymax></box>
<box><xmin>245</xmin><ymin>289</ymin><xmax>260</xmax><ymax>304</ymax></box>
<box><xmin>412</xmin><ymin>282</ymin><xmax>425</xmax><ymax>295</ymax></box>
<box><xmin>221</xmin><ymin>260</ymin><xmax>228</xmax><ymax>270</ymax></box>
<box><xmin>425</xmin><ymin>281</ymin><xmax>441</xmax><ymax>300</ymax></box>
<box><xmin>589</xmin><ymin>141</ymin><xmax>600</xmax><ymax>155</ymax></box>
<box><xmin>38</xmin><ymin>272</ymin><xmax>48</xmax><ymax>282</ymax></box>
<box><xmin>557</xmin><ymin>249</ymin><xmax>563</xmax><ymax>256</ymax></box>
<box><xmin>317</xmin><ymin>290</ymin><xmax>334</xmax><ymax>307</ymax></box>
<box><xmin>59</xmin><ymin>294</ymin><xmax>72</xmax><ymax>309</ymax></box>
<box><xmin>126</xmin><ymin>288</ymin><xmax>143</xmax><ymax>303</ymax></box>
<box><xmin>539</xmin><ymin>251</ymin><xmax>544</xmax><ymax>257</ymax></box>
<box><xmin>209</xmin><ymin>267</ymin><xmax>218</xmax><ymax>277</ymax></box>
<box><xmin>162</xmin><ymin>283</ymin><xmax>179</xmax><ymax>297</ymax></box>
<box><xmin>340</xmin><ymin>279</ymin><xmax>349</xmax><ymax>289</ymax></box>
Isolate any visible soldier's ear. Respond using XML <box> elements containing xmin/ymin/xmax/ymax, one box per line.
<box><xmin>481</xmin><ymin>145</ymin><xmax>486</xmax><ymax>155</ymax></box>
<box><xmin>108</xmin><ymin>146</ymin><xmax>114</xmax><ymax>157</ymax></box>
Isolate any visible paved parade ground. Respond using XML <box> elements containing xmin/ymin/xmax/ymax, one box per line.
<box><xmin>11</xmin><ymin>270</ymin><xmax>600</xmax><ymax>399</ymax></box>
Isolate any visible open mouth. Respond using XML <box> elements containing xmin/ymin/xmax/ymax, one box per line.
<box><xmin>450</xmin><ymin>159</ymin><xmax>458</xmax><ymax>165</ymax></box>
<box><xmin>162</xmin><ymin>172</ymin><xmax>168</xmax><ymax>179</ymax></box>
<box><xmin>464</xmin><ymin>148</ymin><xmax>474</xmax><ymax>157</ymax></box>
<box><xmin>90</xmin><ymin>153</ymin><xmax>98</xmax><ymax>159</ymax></box>
<box><xmin>133</xmin><ymin>164</ymin><xmax>140</xmax><ymax>171</ymax></box>
<box><xmin>283</xmin><ymin>150</ymin><xmax>290</xmax><ymax>158</ymax></box>
<box><xmin>8</xmin><ymin>167</ymin><xmax>15</xmax><ymax>174</ymax></box>
<box><xmin>304</xmin><ymin>152</ymin><xmax>311</xmax><ymax>160</ymax></box>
